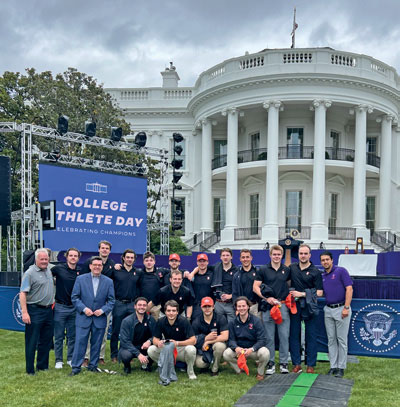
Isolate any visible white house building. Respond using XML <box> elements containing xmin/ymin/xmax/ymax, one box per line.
<box><xmin>106</xmin><ymin>48</ymin><xmax>400</xmax><ymax>251</ymax></box>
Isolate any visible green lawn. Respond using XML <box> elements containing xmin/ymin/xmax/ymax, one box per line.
<box><xmin>1</xmin><ymin>329</ymin><xmax>399</xmax><ymax>407</ymax></box>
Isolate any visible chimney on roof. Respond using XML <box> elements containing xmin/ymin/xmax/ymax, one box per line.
<box><xmin>161</xmin><ymin>61</ymin><xmax>180</xmax><ymax>88</ymax></box>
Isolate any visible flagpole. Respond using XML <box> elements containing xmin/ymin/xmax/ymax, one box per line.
<box><xmin>291</xmin><ymin>7</ymin><xmax>298</xmax><ymax>49</ymax></box>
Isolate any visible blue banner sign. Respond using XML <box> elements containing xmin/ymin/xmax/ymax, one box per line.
<box><xmin>317</xmin><ymin>298</ymin><xmax>400</xmax><ymax>358</ymax></box>
<box><xmin>39</xmin><ymin>164</ymin><xmax>147</xmax><ymax>253</ymax></box>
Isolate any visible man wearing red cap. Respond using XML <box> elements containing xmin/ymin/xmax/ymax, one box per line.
<box><xmin>253</xmin><ymin>244</ymin><xmax>291</xmax><ymax>375</ymax></box>
<box><xmin>189</xmin><ymin>254</ymin><xmax>214</xmax><ymax>320</ymax></box>
<box><xmin>192</xmin><ymin>297</ymin><xmax>228</xmax><ymax>376</ymax></box>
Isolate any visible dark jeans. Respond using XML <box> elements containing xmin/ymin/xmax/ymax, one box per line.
<box><xmin>110</xmin><ymin>301</ymin><xmax>134</xmax><ymax>359</ymax></box>
<box><xmin>25</xmin><ymin>304</ymin><xmax>54</xmax><ymax>374</ymax></box>
<box><xmin>289</xmin><ymin>311</ymin><xmax>318</xmax><ymax>367</ymax></box>
<box><xmin>54</xmin><ymin>303</ymin><xmax>76</xmax><ymax>362</ymax></box>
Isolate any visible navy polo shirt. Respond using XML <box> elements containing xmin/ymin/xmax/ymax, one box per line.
<box><xmin>52</xmin><ymin>263</ymin><xmax>80</xmax><ymax>305</ymax></box>
<box><xmin>192</xmin><ymin>312</ymin><xmax>228</xmax><ymax>336</ymax></box>
<box><xmin>192</xmin><ymin>270</ymin><xmax>213</xmax><ymax>304</ymax></box>
<box><xmin>139</xmin><ymin>268</ymin><xmax>165</xmax><ymax>302</ymax></box>
<box><xmin>111</xmin><ymin>266</ymin><xmax>142</xmax><ymax>301</ymax></box>
<box><xmin>153</xmin><ymin>284</ymin><xmax>193</xmax><ymax>313</ymax></box>
<box><xmin>153</xmin><ymin>315</ymin><xmax>195</xmax><ymax>341</ymax></box>
<box><xmin>255</xmin><ymin>263</ymin><xmax>291</xmax><ymax>300</ymax></box>
<box><xmin>289</xmin><ymin>262</ymin><xmax>323</xmax><ymax>291</ymax></box>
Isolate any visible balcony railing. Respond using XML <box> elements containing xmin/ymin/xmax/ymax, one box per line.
<box><xmin>212</xmin><ymin>147</ymin><xmax>380</xmax><ymax>170</ymax></box>
<box><xmin>234</xmin><ymin>227</ymin><xmax>261</xmax><ymax>240</ymax></box>
<box><xmin>279</xmin><ymin>226</ymin><xmax>311</xmax><ymax>240</ymax></box>
<box><xmin>328</xmin><ymin>227</ymin><xmax>356</xmax><ymax>240</ymax></box>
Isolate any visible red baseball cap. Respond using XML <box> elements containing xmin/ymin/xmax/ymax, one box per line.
<box><xmin>201</xmin><ymin>297</ymin><xmax>214</xmax><ymax>307</ymax></box>
<box><xmin>197</xmin><ymin>253</ymin><xmax>208</xmax><ymax>261</ymax></box>
<box><xmin>169</xmin><ymin>253</ymin><xmax>181</xmax><ymax>261</ymax></box>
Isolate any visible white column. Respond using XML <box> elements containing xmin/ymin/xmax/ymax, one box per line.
<box><xmin>311</xmin><ymin>100</ymin><xmax>330</xmax><ymax>241</ymax></box>
<box><xmin>221</xmin><ymin>107</ymin><xmax>239</xmax><ymax>242</ymax></box>
<box><xmin>200</xmin><ymin>118</ymin><xmax>213</xmax><ymax>232</ymax></box>
<box><xmin>262</xmin><ymin>101</ymin><xmax>281</xmax><ymax>242</ymax></box>
<box><xmin>352</xmin><ymin>104</ymin><xmax>373</xmax><ymax>240</ymax></box>
<box><xmin>377</xmin><ymin>114</ymin><xmax>393</xmax><ymax>231</ymax></box>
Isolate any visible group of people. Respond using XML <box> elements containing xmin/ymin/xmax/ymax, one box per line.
<box><xmin>20</xmin><ymin>240</ymin><xmax>353</xmax><ymax>384</ymax></box>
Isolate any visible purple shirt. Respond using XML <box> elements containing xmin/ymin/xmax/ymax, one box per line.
<box><xmin>322</xmin><ymin>265</ymin><xmax>353</xmax><ymax>305</ymax></box>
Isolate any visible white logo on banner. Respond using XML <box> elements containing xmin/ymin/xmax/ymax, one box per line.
<box><xmin>351</xmin><ymin>303</ymin><xmax>399</xmax><ymax>353</ymax></box>
<box><xmin>86</xmin><ymin>182</ymin><xmax>107</xmax><ymax>193</ymax></box>
<box><xmin>12</xmin><ymin>293</ymin><xmax>25</xmax><ymax>326</ymax></box>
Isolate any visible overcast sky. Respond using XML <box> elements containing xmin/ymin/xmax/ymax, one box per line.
<box><xmin>1</xmin><ymin>0</ymin><xmax>400</xmax><ymax>89</ymax></box>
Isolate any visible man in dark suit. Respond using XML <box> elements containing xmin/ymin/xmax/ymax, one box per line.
<box><xmin>69</xmin><ymin>256</ymin><xmax>115</xmax><ymax>375</ymax></box>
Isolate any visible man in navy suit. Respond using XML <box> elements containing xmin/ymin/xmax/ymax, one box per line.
<box><xmin>70</xmin><ymin>256</ymin><xmax>115</xmax><ymax>375</ymax></box>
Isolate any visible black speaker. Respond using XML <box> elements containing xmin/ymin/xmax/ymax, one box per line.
<box><xmin>0</xmin><ymin>156</ymin><xmax>11</xmax><ymax>226</ymax></box>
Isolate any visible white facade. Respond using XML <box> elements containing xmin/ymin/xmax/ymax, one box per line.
<box><xmin>106</xmin><ymin>48</ymin><xmax>400</xmax><ymax>250</ymax></box>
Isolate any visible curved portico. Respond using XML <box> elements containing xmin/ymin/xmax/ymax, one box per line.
<box><xmin>110</xmin><ymin>47</ymin><xmax>400</xmax><ymax>250</ymax></box>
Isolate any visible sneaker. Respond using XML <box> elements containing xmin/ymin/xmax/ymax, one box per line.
<box><xmin>292</xmin><ymin>365</ymin><xmax>302</xmax><ymax>373</ymax></box>
<box><xmin>279</xmin><ymin>363</ymin><xmax>289</xmax><ymax>374</ymax></box>
<box><xmin>67</xmin><ymin>360</ymin><xmax>72</xmax><ymax>367</ymax></box>
<box><xmin>188</xmin><ymin>373</ymin><xmax>197</xmax><ymax>380</ymax></box>
<box><xmin>55</xmin><ymin>362</ymin><xmax>63</xmax><ymax>369</ymax></box>
<box><xmin>335</xmin><ymin>369</ymin><xmax>344</xmax><ymax>378</ymax></box>
<box><xmin>328</xmin><ymin>368</ymin><xmax>338</xmax><ymax>376</ymax></box>
<box><xmin>266</xmin><ymin>362</ymin><xmax>275</xmax><ymax>375</ymax></box>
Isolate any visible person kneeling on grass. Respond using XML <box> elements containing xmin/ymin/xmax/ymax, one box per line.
<box><xmin>118</xmin><ymin>297</ymin><xmax>156</xmax><ymax>374</ymax></box>
<box><xmin>223</xmin><ymin>296</ymin><xmax>269</xmax><ymax>381</ymax></box>
<box><xmin>148</xmin><ymin>300</ymin><xmax>197</xmax><ymax>385</ymax></box>
<box><xmin>192</xmin><ymin>296</ymin><xmax>229</xmax><ymax>376</ymax></box>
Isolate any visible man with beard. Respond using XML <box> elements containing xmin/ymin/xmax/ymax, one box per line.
<box><xmin>232</xmin><ymin>249</ymin><xmax>259</xmax><ymax>315</ymax></box>
<box><xmin>118</xmin><ymin>297</ymin><xmax>156</xmax><ymax>374</ymax></box>
<box><xmin>320</xmin><ymin>251</ymin><xmax>353</xmax><ymax>378</ymax></box>
<box><xmin>52</xmin><ymin>247</ymin><xmax>81</xmax><ymax>369</ymax></box>
<box><xmin>110</xmin><ymin>249</ymin><xmax>142</xmax><ymax>362</ymax></box>
<box><xmin>192</xmin><ymin>297</ymin><xmax>228</xmax><ymax>376</ymax></box>
<box><xmin>289</xmin><ymin>244</ymin><xmax>323</xmax><ymax>374</ymax></box>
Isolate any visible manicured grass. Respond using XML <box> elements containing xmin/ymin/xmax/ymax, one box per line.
<box><xmin>1</xmin><ymin>329</ymin><xmax>399</xmax><ymax>407</ymax></box>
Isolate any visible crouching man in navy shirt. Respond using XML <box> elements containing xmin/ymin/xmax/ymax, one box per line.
<box><xmin>118</xmin><ymin>297</ymin><xmax>156</xmax><ymax>374</ymax></box>
<box><xmin>223</xmin><ymin>296</ymin><xmax>269</xmax><ymax>380</ymax></box>
<box><xmin>192</xmin><ymin>297</ymin><xmax>228</xmax><ymax>376</ymax></box>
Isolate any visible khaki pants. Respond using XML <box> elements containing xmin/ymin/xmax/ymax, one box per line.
<box><xmin>223</xmin><ymin>347</ymin><xmax>269</xmax><ymax>376</ymax></box>
<box><xmin>148</xmin><ymin>344</ymin><xmax>196</xmax><ymax>377</ymax></box>
<box><xmin>195</xmin><ymin>342</ymin><xmax>227</xmax><ymax>373</ymax></box>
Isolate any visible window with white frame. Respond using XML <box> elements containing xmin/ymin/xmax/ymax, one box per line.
<box><xmin>250</xmin><ymin>193</ymin><xmax>259</xmax><ymax>235</ymax></box>
<box><xmin>250</xmin><ymin>132</ymin><xmax>260</xmax><ymax>160</ymax></box>
<box><xmin>213</xmin><ymin>198</ymin><xmax>226</xmax><ymax>236</ymax></box>
<box><xmin>285</xmin><ymin>191</ymin><xmax>302</xmax><ymax>231</ymax></box>
<box><xmin>366</xmin><ymin>196</ymin><xmax>376</xmax><ymax>234</ymax></box>
<box><xmin>287</xmin><ymin>128</ymin><xmax>304</xmax><ymax>158</ymax></box>
<box><xmin>328</xmin><ymin>193</ymin><xmax>338</xmax><ymax>233</ymax></box>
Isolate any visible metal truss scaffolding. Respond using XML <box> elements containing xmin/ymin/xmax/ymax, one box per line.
<box><xmin>0</xmin><ymin>121</ymin><xmax>171</xmax><ymax>273</ymax></box>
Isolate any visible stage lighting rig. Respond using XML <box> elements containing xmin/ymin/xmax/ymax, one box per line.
<box><xmin>135</xmin><ymin>131</ymin><xmax>147</xmax><ymax>147</ymax></box>
<box><xmin>110</xmin><ymin>127</ymin><xmax>123</xmax><ymax>142</ymax></box>
<box><xmin>171</xmin><ymin>132</ymin><xmax>184</xmax><ymax>232</ymax></box>
<box><xmin>58</xmin><ymin>115</ymin><xmax>69</xmax><ymax>135</ymax></box>
<box><xmin>85</xmin><ymin>121</ymin><xmax>96</xmax><ymax>137</ymax></box>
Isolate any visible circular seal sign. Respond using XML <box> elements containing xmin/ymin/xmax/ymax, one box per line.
<box><xmin>12</xmin><ymin>293</ymin><xmax>25</xmax><ymax>326</ymax></box>
<box><xmin>351</xmin><ymin>302</ymin><xmax>400</xmax><ymax>354</ymax></box>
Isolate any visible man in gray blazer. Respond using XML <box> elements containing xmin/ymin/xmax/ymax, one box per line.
<box><xmin>70</xmin><ymin>256</ymin><xmax>115</xmax><ymax>375</ymax></box>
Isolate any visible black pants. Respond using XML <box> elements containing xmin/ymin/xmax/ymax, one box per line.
<box><xmin>119</xmin><ymin>347</ymin><xmax>150</xmax><ymax>368</ymax></box>
<box><xmin>110</xmin><ymin>301</ymin><xmax>134</xmax><ymax>359</ymax></box>
<box><xmin>25</xmin><ymin>304</ymin><xmax>54</xmax><ymax>374</ymax></box>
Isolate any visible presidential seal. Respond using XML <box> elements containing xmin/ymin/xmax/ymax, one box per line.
<box><xmin>12</xmin><ymin>293</ymin><xmax>25</xmax><ymax>326</ymax></box>
<box><xmin>351</xmin><ymin>303</ymin><xmax>400</xmax><ymax>354</ymax></box>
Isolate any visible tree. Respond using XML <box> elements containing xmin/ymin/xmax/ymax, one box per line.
<box><xmin>0</xmin><ymin>67</ymin><xmax>160</xmax><ymax>211</ymax></box>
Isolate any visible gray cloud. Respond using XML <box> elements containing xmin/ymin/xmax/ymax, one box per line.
<box><xmin>1</xmin><ymin>0</ymin><xmax>400</xmax><ymax>87</ymax></box>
